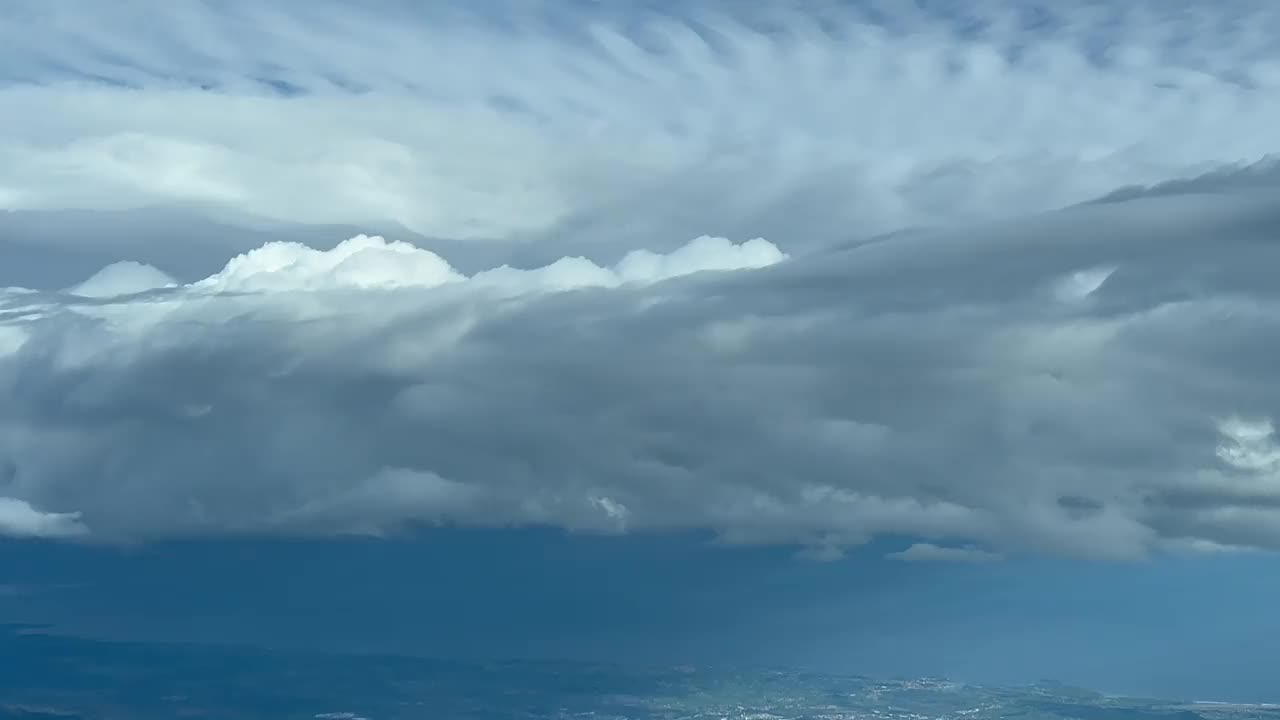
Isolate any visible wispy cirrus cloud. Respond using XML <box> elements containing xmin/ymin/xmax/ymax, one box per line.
<box><xmin>2</xmin><ymin>0</ymin><xmax>1280</xmax><ymax>254</ymax></box>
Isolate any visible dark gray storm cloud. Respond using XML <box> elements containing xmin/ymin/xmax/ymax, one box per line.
<box><xmin>3</xmin><ymin>175</ymin><xmax>1279</xmax><ymax>560</ymax></box>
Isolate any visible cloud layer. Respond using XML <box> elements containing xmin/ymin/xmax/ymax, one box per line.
<box><xmin>4</xmin><ymin>0</ymin><xmax>1280</xmax><ymax>256</ymax></box>
<box><xmin>4</xmin><ymin>1</ymin><xmax>1280</xmax><ymax>560</ymax></box>
<box><xmin>4</xmin><ymin>174</ymin><xmax>1280</xmax><ymax>559</ymax></box>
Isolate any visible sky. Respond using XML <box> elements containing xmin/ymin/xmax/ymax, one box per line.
<box><xmin>3</xmin><ymin>0</ymin><xmax>1280</xmax><ymax>703</ymax></box>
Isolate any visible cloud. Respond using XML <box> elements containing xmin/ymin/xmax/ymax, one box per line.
<box><xmin>186</xmin><ymin>233</ymin><xmax>783</xmax><ymax>294</ymax></box>
<box><xmin>2</xmin><ymin>0</ymin><xmax>1280</xmax><ymax>260</ymax></box>
<box><xmin>886</xmin><ymin>544</ymin><xmax>1003</xmax><ymax>564</ymax></box>
<box><xmin>0</xmin><ymin>498</ymin><xmax>87</xmax><ymax>539</ymax></box>
<box><xmin>3</xmin><ymin>1</ymin><xmax>1280</xmax><ymax>560</ymax></box>
<box><xmin>69</xmin><ymin>261</ymin><xmax>176</xmax><ymax>298</ymax></box>
<box><xmin>0</xmin><ymin>233</ymin><xmax>793</xmax><ymax>541</ymax></box>
<box><xmin>3</xmin><ymin>178</ymin><xmax>1280</xmax><ymax>558</ymax></box>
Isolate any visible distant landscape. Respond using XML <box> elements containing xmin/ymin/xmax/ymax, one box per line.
<box><xmin>4</xmin><ymin>625</ymin><xmax>1277</xmax><ymax>720</ymax></box>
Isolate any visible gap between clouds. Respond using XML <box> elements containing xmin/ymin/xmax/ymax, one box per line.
<box><xmin>3</xmin><ymin>180</ymin><xmax>1280</xmax><ymax>560</ymax></box>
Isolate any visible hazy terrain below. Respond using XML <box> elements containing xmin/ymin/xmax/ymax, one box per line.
<box><xmin>3</xmin><ymin>625</ymin><xmax>1276</xmax><ymax>720</ymax></box>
